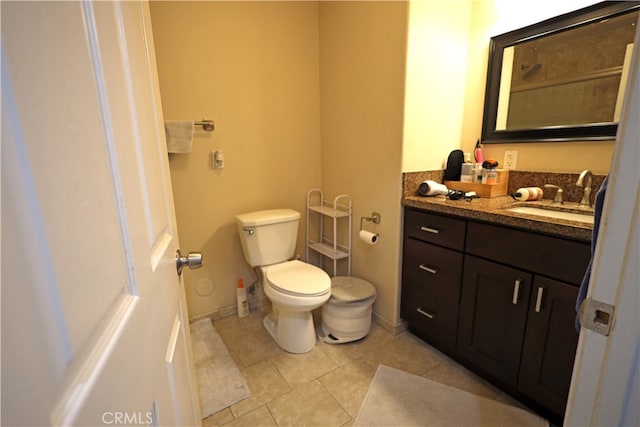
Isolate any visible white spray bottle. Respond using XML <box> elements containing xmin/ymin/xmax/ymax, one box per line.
<box><xmin>237</xmin><ymin>278</ymin><xmax>249</xmax><ymax>318</ymax></box>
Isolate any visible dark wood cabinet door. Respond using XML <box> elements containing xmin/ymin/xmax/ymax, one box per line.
<box><xmin>458</xmin><ymin>255</ymin><xmax>532</xmax><ymax>387</ymax></box>
<box><xmin>518</xmin><ymin>276</ymin><xmax>579</xmax><ymax>416</ymax></box>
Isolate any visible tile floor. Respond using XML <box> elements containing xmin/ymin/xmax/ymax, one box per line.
<box><xmin>202</xmin><ymin>306</ymin><xmax>530</xmax><ymax>427</ymax></box>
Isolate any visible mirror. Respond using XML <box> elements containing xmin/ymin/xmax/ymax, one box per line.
<box><xmin>482</xmin><ymin>2</ymin><xmax>639</xmax><ymax>143</ymax></box>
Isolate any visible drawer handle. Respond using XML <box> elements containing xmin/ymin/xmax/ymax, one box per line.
<box><xmin>420</xmin><ymin>226</ymin><xmax>440</xmax><ymax>234</ymax></box>
<box><xmin>418</xmin><ymin>264</ymin><xmax>439</xmax><ymax>275</ymax></box>
<box><xmin>535</xmin><ymin>287</ymin><xmax>545</xmax><ymax>313</ymax></box>
<box><xmin>417</xmin><ymin>307</ymin><xmax>435</xmax><ymax>319</ymax></box>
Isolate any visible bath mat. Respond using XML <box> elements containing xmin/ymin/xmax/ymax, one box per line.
<box><xmin>190</xmin><ymin>318</ymin><xmax>250</xmax><ymax>419</ymax></box>
<box><xmin>355</xmin><ymin>365</ymin><xmax>548</xmax><ymax>427</ymax></box>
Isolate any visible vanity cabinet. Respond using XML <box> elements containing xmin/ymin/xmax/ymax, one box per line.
<box><xmin>458</xmin><ymin>256</ymin><xmax>580</xmax><ymax>416</ymax></box>
<box><xmin>401</xmin><ymin>207</ymin><xmax>590</xmax><ymax>420</ymax></box>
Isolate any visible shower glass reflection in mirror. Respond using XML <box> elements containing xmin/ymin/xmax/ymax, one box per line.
<box><xmin>483</xmin><ymin>2</ymin><xmax>639</xmax><ymax>143</ymax></box>
<box><xmin>496</xmin><ymin>10</ymin><xmax>637</xmax><ymax>130</ymax></box>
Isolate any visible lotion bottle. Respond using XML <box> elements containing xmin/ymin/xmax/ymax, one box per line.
<box><xmin>237</xmin><ymin>278</ymin><xmax>249</xmax><ymax>318</ymax></box>
<box><xmin>512</xmin><ymin>187</ymin><xmax>543</xmax><ymax>201</ymax></box>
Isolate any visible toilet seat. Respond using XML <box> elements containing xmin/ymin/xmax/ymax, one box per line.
<box><xmin>265</xmin><ymin>260</ymin><xmax>330</xmax><ymax>297</ymax></box>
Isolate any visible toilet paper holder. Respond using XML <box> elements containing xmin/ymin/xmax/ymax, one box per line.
<box><xmin>360</xmin><ymin>212</ymin><xmax>381</xmax><ymax>231</ymax></box>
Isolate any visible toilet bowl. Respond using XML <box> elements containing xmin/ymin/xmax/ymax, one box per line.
<box><xmin>262</xmin><ymin>260</ymin><xmax>330</xmax><ymax>353</ymax></box>
<box><xmin>235</xmin><ymin>209</ymin><xmax>331</xmax><ymax>354</ymax></box>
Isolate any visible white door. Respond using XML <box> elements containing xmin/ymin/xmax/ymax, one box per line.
<box><xmin>564</xmin><ymin>21</ymin><xmax>640</xmax><ymax>427</ymax></box>
<box><xmin>1</xmin><ymin>1</ymin><xmax>201</xmax><ymax>425</ymax></box>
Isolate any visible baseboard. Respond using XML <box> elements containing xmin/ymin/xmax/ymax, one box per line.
<box><xmin>188</xmin><ymin>295</ymin><xmax>271</xmax><ymax>324</ymax></box>
<box><xmin>188</xmin><ymin>299</ymin><xmax>405</xmax><ymax>337</ymax></box>
<box><xmin>372</xmin><ymin>312</ymin><xmax>407</xmax><ymax>337</ymax></box>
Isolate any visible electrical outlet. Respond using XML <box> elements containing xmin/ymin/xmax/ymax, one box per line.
<box><xmin>504</xmin><ymin>150</ymin><xmax>518</xmax><ymax>170</ymax></box>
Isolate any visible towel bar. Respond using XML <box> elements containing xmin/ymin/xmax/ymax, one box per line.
<box><xmin>195</xmin><ymin>119</ymin><xmax>215</xmax><ymax>131</ymax></box>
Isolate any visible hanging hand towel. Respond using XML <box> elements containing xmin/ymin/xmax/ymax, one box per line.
<box><xmin>164</xmin><ymin>120</ymin><xmax>194</xmax><ymax>153</ymax></box>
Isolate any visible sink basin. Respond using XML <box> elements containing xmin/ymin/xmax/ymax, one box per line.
<box><xmin>505</xmin><ymin>206</ymin><xmax>594</xmax><ymax>224</ymax></box>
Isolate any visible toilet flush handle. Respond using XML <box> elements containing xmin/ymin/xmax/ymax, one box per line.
<box><xmin>243</xmin><ymin>227</ymin><xmax>255</xmax><ymax>235</ymax></box>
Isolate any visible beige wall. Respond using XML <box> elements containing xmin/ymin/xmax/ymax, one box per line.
<box><xmin>150</xmin><ymin>1</ymin><xmax>322</xmax><ymax>318</ymax></box>
<box><xmin>402</xmin><ymin>1</ymin><xmax>473</xmax><ymax>172</ymax></box>
<box><xmin>318</xmin><ymin>2</ymin><xmax>408</xmax><ymax>329</ymax></box>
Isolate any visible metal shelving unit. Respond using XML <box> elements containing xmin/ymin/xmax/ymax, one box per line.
<box><xmin>306</xmin><ymin>189</ymin><xmax>352</xmax><ymax>277</ymax></box>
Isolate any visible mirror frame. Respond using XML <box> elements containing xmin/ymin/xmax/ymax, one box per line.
<box><xmin>481</xmin><ymin>1</ymin><xmax>640</xmax><ymax>144</ymax></box>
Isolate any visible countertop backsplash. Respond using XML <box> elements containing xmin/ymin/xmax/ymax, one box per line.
<box><xmin>403</xmin><ymin>170</ymin><xmax>606</xmax><ymax>205</ymax></box>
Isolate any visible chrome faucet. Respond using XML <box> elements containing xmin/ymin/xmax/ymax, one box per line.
<box><xmin>576</xmin><ymin>169</ymin><xmax>593</xmax><ymax>207</ymax></box>
<box><xmin>544</xmin><ymin>184</ymin><xmax>564</xmax><ymax>204</ymax></box>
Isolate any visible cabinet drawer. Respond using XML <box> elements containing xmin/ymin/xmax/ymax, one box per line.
<box><xmin>404</xmin><ymin>208</ymin><xmax>466</xmax><ymax>251</ymax></box>
<box><xmin>402</xmin><ymin>237</ymin><xmax>463</xmax><ymax>303</ymax></box>
<box><xmin>401</xmin><ymin>284</ymin><xmax>459</xmax><ymax>352</ymax></box>
<box><xmin>466</xmin><ymin>221</ymin><xmax>590</xmax><ymax>285</ymax></box>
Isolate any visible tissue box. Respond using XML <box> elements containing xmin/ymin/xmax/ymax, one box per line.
<box><xmin>445</xmin><ymin>170</ymin><xmax>509</xmax><ymax>198</ymax></box>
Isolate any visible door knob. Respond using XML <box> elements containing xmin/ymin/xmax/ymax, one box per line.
<box><xmin>176</xmin><ymin>249</ymin><xmax>203</xmax><ymax>275</ymax></box>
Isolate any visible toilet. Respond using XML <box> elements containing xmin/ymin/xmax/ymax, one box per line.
<box><xmin>235</xmin><ymin>208</ymin><xmax>331</xmax><ymax>354</ymax></box>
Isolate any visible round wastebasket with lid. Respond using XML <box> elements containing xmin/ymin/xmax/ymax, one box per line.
<box><xmin>321</xmin><ymin>276</ymin><xmax>377</xmax><ymax>344</ymax></box>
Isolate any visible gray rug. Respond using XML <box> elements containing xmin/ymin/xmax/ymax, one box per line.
<box><xmin>190</xmin><ymin>318</ymin><xmax>250</xmax><ymax>419</ymax></box>
<box><xmin>355</xmin><ymin>365</ymin><xmax>548</xmax><ymax>427</ymax></box>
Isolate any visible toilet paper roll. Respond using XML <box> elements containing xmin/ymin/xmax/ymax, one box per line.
<box><xmin>359</xmin><ymin>230</ymin><xmax>378</xmax><ymax>245</ymax></box>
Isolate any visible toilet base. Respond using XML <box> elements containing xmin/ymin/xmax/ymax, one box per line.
<box><xmin>263</xmin><ymin>309</ymin><xmax>317</xmax><ymax>354</ymax></box>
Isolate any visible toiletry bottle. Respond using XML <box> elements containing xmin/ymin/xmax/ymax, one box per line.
<box><xmin>237</xmin><ymin>278</ymin><xmax>249</xmax><ymax>318</ymax></box>
<box><xmin>473</xmin><ymin>140</ymin><xmax>484</xmax><ymax>183</ymax></box>
<box><xmin>512</xmin><ymin>187</ymin><xmax>543</xmax><ymax>201</ymax></box>
<box><xmin>461</xmin><ymin>152</ymin><xmax>473</xmax><ymax>182</ymax></box>
<box><xmin>481</xmin><ymin>159</ymin><xmax>499</xmax><ymax>185</ymax></box>
<box><xmin>474</xmin><ymin>139</ymin><xmax>484</xmax><ymax>164</ymax></box>
<box><xmin>481</xmin><ymin>168</ymin><xmax>498</xmax><ymax>185</ymax></box>
<box><xmin>473</xmin><ymin>164</ymin><xmax>483</xmax><ymax>183</ymax></box>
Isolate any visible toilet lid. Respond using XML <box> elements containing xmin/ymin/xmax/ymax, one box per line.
<box><xmin>330</xmin><ymin>276</ymin><xmax>377</xmax><ymax>303</ymax></box>
<box><xmin>266</xmin><ymin>260</ymin><xmax>330</xmax><ymax>296</ymax></box>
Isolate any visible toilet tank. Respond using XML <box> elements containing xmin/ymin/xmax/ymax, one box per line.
<box><xmin>235</xmin><ymin>209</ymin><xmax>301</xmax><ymax>267</ymax></box>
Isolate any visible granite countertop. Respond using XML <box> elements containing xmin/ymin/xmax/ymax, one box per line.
<box><xmin>402</xmin><ymin>170</ymin><xmax>602</xmax><ymax>243</ymax></box>
<box><xmin>402</xmin><ymin>195</ymin><xmax>593</xmax><ymax>242</ymax></box>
